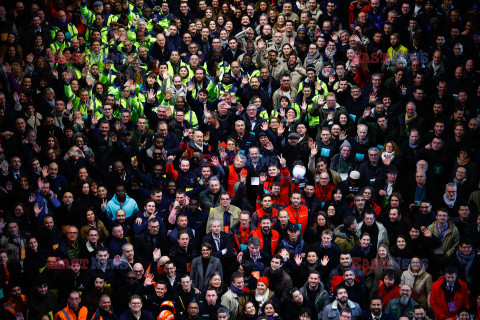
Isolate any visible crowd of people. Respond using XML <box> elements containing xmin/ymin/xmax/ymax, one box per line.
<box><xmin>0</xmin><ymin>0</ymin><xmax>480</xmax><ymax>319</ymax></box>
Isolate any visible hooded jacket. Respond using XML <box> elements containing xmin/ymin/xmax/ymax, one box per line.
<box><xmin>106</xmin><ymin>194</ymin><xmax>139</xmax><ymax>220</ymax></box>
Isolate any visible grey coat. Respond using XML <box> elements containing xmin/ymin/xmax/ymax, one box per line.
<box><xmin>190</xmin><ymin>255</ymin><xmax>223</xmax><ymax>292</ymax></box>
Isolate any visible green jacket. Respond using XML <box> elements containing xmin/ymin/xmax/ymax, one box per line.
<box><xmin>428</xmin><ymin>221</ymin><xmax>460</xmax><ymax>259</ymax></box>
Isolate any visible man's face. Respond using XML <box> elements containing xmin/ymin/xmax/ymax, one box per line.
<box><xmin>355</xmin><ymin>197</ymin><xmax>365</xmax><ymax>210</ymax></box>
<box><xmin>340</xmin><ymin>254</ymin><xmax>352</xmax><ymax>267</ymax></box>
<box><xmin>308</xmin><ymin>273</ymin><xmax>320</xmax><ymax>288</ymax></box>
<box><xmin>445</xmin><ymin>186</ymin><xmax>456</xmax><ymax>200</ymax></box>
<box><xmin>336</xmin><ymin>289</ymin><xmax>348</xmax><ymax>303</ymax></box>
<box><xmin>69</xmin><ymin>293</ymin><xmax>81</xmax><ymax>310</ymax></box>
<box><xmin>270</xmin><ymin>258</ymin><xmax>282</xmax><ymax>271</ymax></box>
<box><xmin>344</xmin><ymin>271</ymin><xmax>355</xmax><ymax>285</ymax></box>
<box><xmin>414</xmin><ymin>308</ymin><xmax>425</xmax><ymax>320</ymax></box>
<box><xmin>370</xmin><ymin>299</ymin><xmax>382</xmax><ymax>315</ymax></box>
<box><xmin>459</xmin><ymin>243</ymin><xmax>473</xmax><ymax>255</ymax></box>
<box><xmin>291</xmin><ymin>194</ymin><xmax>302</xmax><ymax>207</ymax></box>
<box><xmin>123</xmin><ymin>245</ymin><xmax>134</xmax><ymax>260</ymax></box>
<box><xmin>248</xmin><ymin>243</ymin><xmax>260</xmax><ymax>257</ymax></box>
<box><xmin>129</xmin><ymin>299</ymin><xmax>142</xmax><ymax>313</ymax></box>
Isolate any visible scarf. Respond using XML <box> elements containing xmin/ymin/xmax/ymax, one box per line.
<box><xmin>255</xmin><ymin>289</ymin><xmax>270</xmax><ymax>308</ymax></box>
<box><xmin>443</xmin><ymin>193</ymin><xmax>456</xmax><ymax>208</ymax></box>
<box><xmin>355</xmin><ymin>136</ymin><xmax>370</xmax><ymax>145</ymax></box>
<box><xmin>305</xmin><ymin>51</ymin><xmax>321</xmax><ymax>66</ymax></box>
<box><xmin>404</xmin><ymin>112</ymin><xmax>417</xmax><ymax>131</ymax></box>
<box><xmin>281</xmin><ymin>84</ymin><xmax>291</xmax><ymax>92</ymax></box>
<box><xmin>409</xmin><ymin>140</ymin><xmax>419</xmax><ymax>148</ymax></box>
<box><xmin>457</xmin><ymin>157</ymin><xmax>470</xmax><ymax>166</ymax></box>
<box><xmin>230</xmin><ymin>283</ymin><xmax>250</xmax><ymax>295</ymax></box>
<box><xmin>325</xmin><ymin>46</ymin><xmax>337</xmax><ymax>62</ymax></box>
<box><xmin>456</xmin><ymin>250</ymin><xmax>475</xmax><ymax>279</ymax></box>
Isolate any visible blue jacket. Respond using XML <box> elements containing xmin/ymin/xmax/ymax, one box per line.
<box><xmin>118</xmin><ymin>310</ymin><xmax>154</xmax><ymax>320</ymax></box>
<box><xmin>33</xmin><ymin>190</ymin><xmax>62</xmax><ymax>222</ymax></box>
<box><xmin>106</xmin><ymin>194</ymin><xmax>139</xmax><ymax>220</ymax></box>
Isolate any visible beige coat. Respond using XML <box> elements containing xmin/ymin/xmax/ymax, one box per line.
<box><xmin>206</xmin><ymin>204</ymin><xmax>241</xmax><ymax>233</ymax></box>
<box><xmin>400</xmin><ymin>266</ymin><xmax>432</xmax><ymax>309</ymax></box>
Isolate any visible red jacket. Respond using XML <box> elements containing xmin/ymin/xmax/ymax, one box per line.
<box><xmin>314</xmin><ymin>182</ymin><xmax>335</xmax><ymax>202</ymax></box>
<box><xmin>378</xmin><ymin>282</ymin><xmax>400</xmax><ymax>310</ymax></box>
<box><xmin>285</xmin><ymin>204</ymin><xmax>309</xmax><ymax>234</ymax></box>
<box><xmin>257</xmin><ymin>167</ymin><xmax>291</xmax><ymax>209</ymax></box>
<box><xmin>250</xmin><ymin>228</ymin><xmax>279</xmax><ymax>256</ymax></box>
<box><xmin>430</xmin><ymin>276</ymin><xmax>469</xmax><ymax>320</ymax></box>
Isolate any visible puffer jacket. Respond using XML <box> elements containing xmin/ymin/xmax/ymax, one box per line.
<box><xmin>400</xmin><ymin>265</ymin><xmax>432</xmax><ymax>309</ymax></box>
<box><xmin>333</xmin><ymin>225</ymin><xmax>357</xmax><ymax>253</ymax></box>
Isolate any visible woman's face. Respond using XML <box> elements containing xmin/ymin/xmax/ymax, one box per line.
<box><xmin>7</xmin><ymin>47</ymin><xmax>16</xmax><ymax>57</ymax></box>
<box><xmin>71</xmin><ymin>80</ymin><xmax>79</xmax><ymax>91</ymax></box>
<box><xmin>86</xmin><ymin>210</ymin><xmax>95</xmax><ymax>222</ymax></box>
<box><xmin>362</xmin><ymin>189</ymin><xmax>372</xmax><ymax>200</ymax></box>
<box><xmin>269</xmin><ymin>10</ymin><xmax>276</xmax><ymax>20</ymax></box>
<box><xmin>333</xmin><ymin>190</ymin><xmax>342</xmax><ymax>201</ymax></box>
<box><xmin>245</xmin><ymin>302</ymin><xmax>256</xmax><ymax>316</ymax></box>
<box><xmin>307</xmin><ymin>251</ymin><xmax>318</xmax><ymax>264</ymax></box>
<box><xmin>225</xmin><ymin>21</ymin><xmax>233</xmax><ymax>31</ymax></box>
<box><xmin>0</xmin><ymin>253</ymin><xmax>7</xmax><ymax>265</ymax></box>
<box><xmin>360</xmin><ymin>235</ymin><xmax>370</xmax><ymax>248</ymax></box>
<box><xmin>282</xmin><ymin>44</ymin><xmax>292</xmax><ymax>56</ymax></box>
<box><xmin>32</xmin><ymin>160</ymin><xmax>40</xmax><ymax>171</ymax></box>
<box><xmin>390</xmin><ymin>196</ymin><xmax>399</xmax><ymax>207</ymax></box>
<box><xmin>327</xmin><ymin>206</ymin><xmax>336</xmax><ymax>217</ymax></box>
<box><xmin>220</xmin><ymin>30</ymin><xmax>227</xmax><ymax>40</ymax></box>
<box><xmin>378</xmin><ymin>247</ymin><xmax>387</xmax><ymax>259</ymax></box>
<box><xmin>210</xmin><ymin>275</ymin><xmax>221</xmax><ymax>287</ymax></box>
<box><xmin>209</xmin><ymin>21</ymin><xmax>216</xmax><ymax>31</ymax></box>
<box><xmin>201</xmin><ymin>247</ymin><xmax>211</xmax><ymax>259</ymax></box>
<box><xmin>256</xmin><ymin>282</ymin><xmax>267</xmax><ymax>294</ymax></box>
<box><xmin>410</xmin><ymin>258</ymin><xmax>421</xmax><ymax>271</ymax></box>
<box><xmin>19</xmin><ymin>177</ymin><xmax>29</xmax><ymax>189</ymax></box>
<box><xmin>79</xmin><ymin>168</ymin><xmax>88</xmax><ymax>180</ymax></box>
<box><xmin>280</xmin><ymin>99</ymin><xmax>289</xmax><ymax>107</ymax></box>
<box><xmin>339</xmin><ymin>114</ymin><xmax>347</xmax><ymax>124</ymax></box>
<box><xmin>269</xmin><ymin>118</ymin><xmax>279</xmax><ymax>129</ymax></box>
<box><xmin>7</xmin><ymin>34</ymin><xmax>15</xmax><ymax>43</ymax></box>
<box><xmin>317</xmin><ymin>215</ymin><xmax>326</xmax><ymax>226</ymax></box>
<box><xmin>253</xmin><ymin>98</ymin><xmax>261</xmax><ymax>107</ymax></box>
<box><xmin>385</xmin><ymin>143</ymin><xmax>394</xmax><ymax>153</ymax></box>
<box><xmin>47</xmin><ymin>137</ymin><xmax>55</xmax><ymax>147</ymax></box>
<box><xmin>98</xmin><ymin>186</ymin><xmax>107</xmax><ymax>198</ymax></box>
<box><xmin>396</xmin><ymin>237</ymin><xmax>406</xmax><ymax>249</ymax></box>
<box><xmin>28</xmin><ymin>238</ymin><xmax>38</xmax><ymax>251</ymax></box>
<box><xmin>217</xmin><ymin>16</ymin><xmax>224</xmax><ymax>25</ymax></box>
<box><xmin>286</xmin><ymin>108</ymin><xmax>296</xmax><ymax>118</ymax></box>
<box><xmin>260</xmin><ymin>2</ymin><xmax>267</xmax><ymax>11</ymax></box>
<box><xmin>259</xmin><ymin>15</ymin><xmax>267</xmax><ymax>25</ymax></box>
<box><xmin>14</xmin><ymin>205</ymin><xmax>24</xmax><ymax>217</ymax></box>
<box><xmin>95</xmin><ymin>84</ymin><xmax>104</xmax><ymax>94</ymax></box>
<box><xmin>227</xmin><ymin>140</ymin><xmax>236</xmax><ymax>151</ymax></box>
<box><xmin>205</xmin><ymin>9</ymin><xmax>212</xmax><ymax>18</ymax></box>
<box><xmin>277</xmin><ymin>15</ymin><xmax>285</xmax><ymax>25</ymax></box>
<box><xmin>75</xmin><ymin>137</ymin><xmax>84</xmax><ymax>147</ymax></box>
<box><xmin>82</xmin><ymin>183</ymin><xmax>90</xmax><ymax>195</ymax></box>
<box><xmin>179</xmin><ymin>67</ymin><xmax>188</xmax><ymax>78</ymax></box>
<box><xmin>57</xmin><ymin>32</ymin><xmax>65</xmax><ymax>42</ymax></box>
<box><xmin>264</xmin><ymin>304</ymin><xmax>274</xmax><ymax>316</ymax></box>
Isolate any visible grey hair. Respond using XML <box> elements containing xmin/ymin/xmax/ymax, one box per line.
<box><xmin>368</xmin><ymin>147</ymin><xmax>379</xmax><ymax>154</ymax></box>
<box><xmin>209</xmin><ymin>218</ymin><xmax>222</xmax><ymax>227</ymax></box>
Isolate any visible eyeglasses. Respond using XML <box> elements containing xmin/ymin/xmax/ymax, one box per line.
<box><xmin>69</xmin><ymin>297</ymin><xmax>80</xmax><ymax>301</ymax></box>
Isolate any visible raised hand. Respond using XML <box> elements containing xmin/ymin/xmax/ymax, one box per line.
<box><xmin>33</xmin><ymin>203</ymin><xmax>43</xmax><ymax>217</ymax></box>
<box><xmin>294</xmin><ymin>254</ymin><xmax>303</xmax><ymax>266</ymax></box>
<box><xmin>311</xmin><ymin>142</ymin><xmax>318</xmax><ymax>156</ymax></box>
<box><xmin>239</xmin><ymin>170</ymin><xmax>247</xmax><ymax>183</ymax></box>
<box><xmin>277</xmin><ymin>122</ymin><xmax>285</xmax><ymax>136</ymax></box>
<box><xmin>144</xmin><ymin>273</ymin><xmax>154</xmax><ymax>286</ymax></box>
<box><xmin>153</xmin><ymin>248</ymin><xmax>161</xmax><ymax>261</ymax></box>
<box><xmin>167</xmin><ymin>155</ymin><xmax>176</xmax><ymax>163</ymax></box>
<box><xmin>321</xmin><ymin>255</ymin><xmax>329</xmax><ymax>266</ymax></box>
<box><xmin>101</xmin><ymin>199</ymin><xmax>107</xmax><ymax>212</ymax></box>
<box><xmin>278</xmin><ymin>154</ymin><xmax>287</xmax><ymax>168</ymax></box>
<box><xmin>211</xmin><ymin>156</ymin><xmax>220</xmax><ymax>167</ymax></box>
<box><xmin>28</xmin><ymin>193</ymin><xmax>36</xmax><ymax>203</ymax></box>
